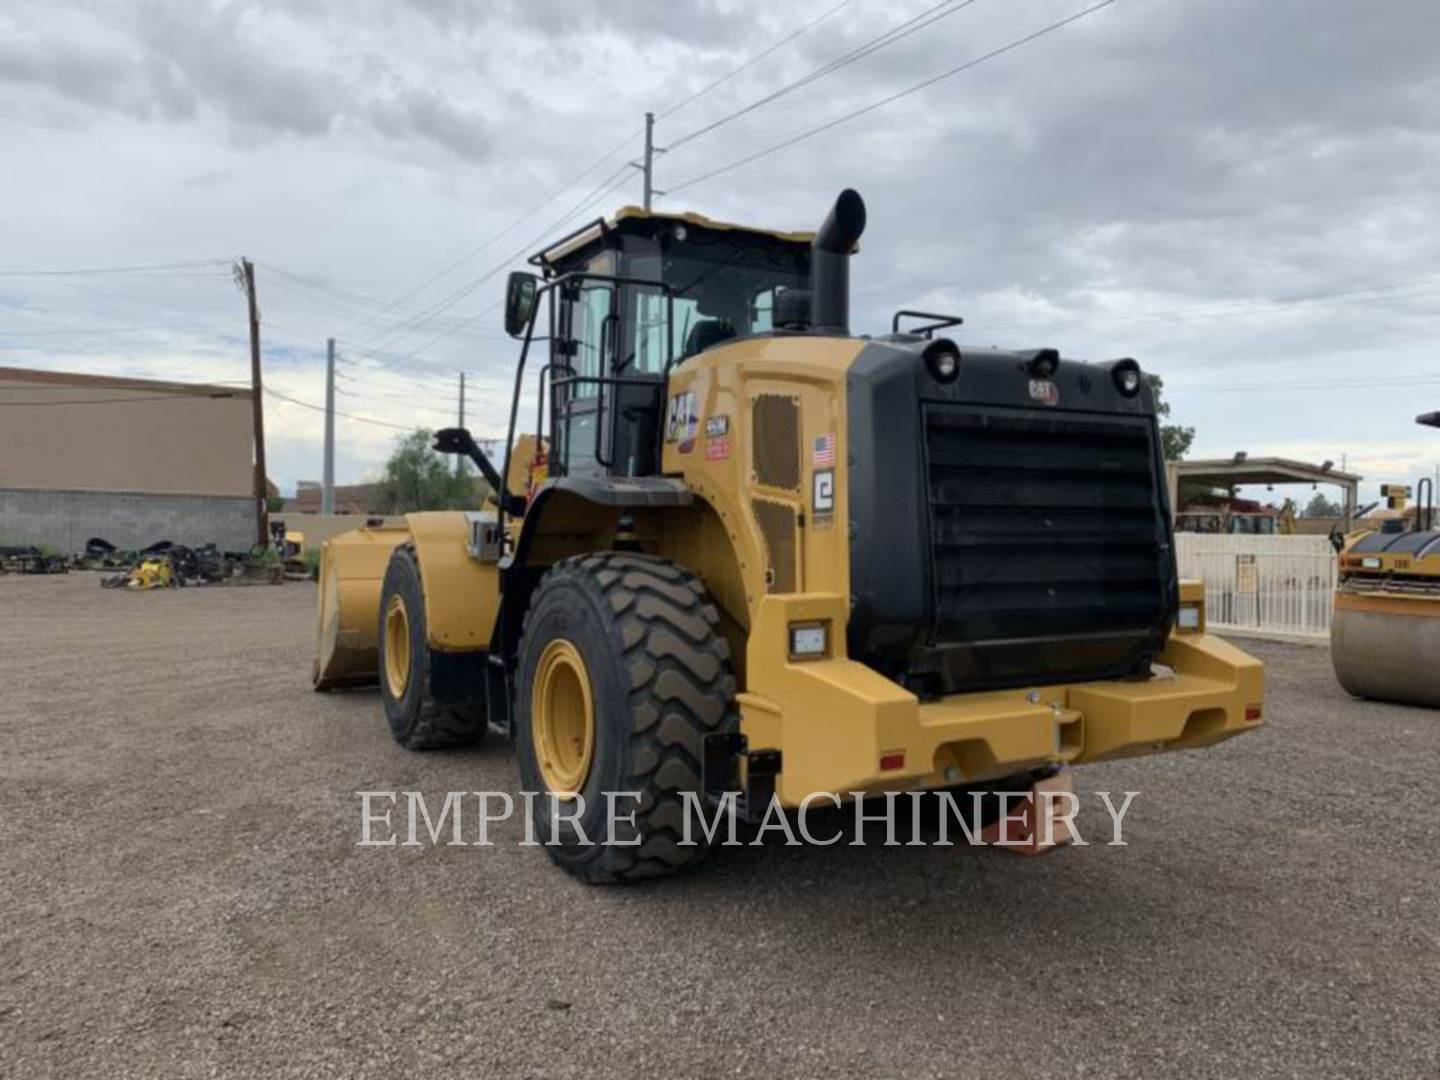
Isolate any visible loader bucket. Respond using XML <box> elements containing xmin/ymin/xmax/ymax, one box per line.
<box><xmin>313</xmin><ymin>523</ymin><xmax>410</xmax><ymax>691</ymax></box>
<box><xmin>1331</xmin><ymin>595</ymin><xmax>1440</xmax><ymax>708</ymax></box>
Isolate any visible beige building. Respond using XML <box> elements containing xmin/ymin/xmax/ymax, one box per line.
<box><xmin>0</xmin><ymin>366</ymin><xmax>259</xmax><ymax>552</ymax></box>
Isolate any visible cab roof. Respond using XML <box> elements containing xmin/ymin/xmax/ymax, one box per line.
<box><xmin>530</xmin><ymin>204</ymin><xmax>814</xmax><ymax>270</ymax></box>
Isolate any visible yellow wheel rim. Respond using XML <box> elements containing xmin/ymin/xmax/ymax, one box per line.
<box><xmin>383</xmin><ymin>593</ymin><xmax>411</xmax><ymax>700</ymax></box>
<box><xmin>531</xmin><ymin>639</ymin><xmax>595</xmax><ymax>798</ymax></box>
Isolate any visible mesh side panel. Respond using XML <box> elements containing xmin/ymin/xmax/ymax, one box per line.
<box><xmin>752</xmin><ymin>498</ymin><xmax>798</xmax><ymax>594</ymax></box>
<box><xmin>752</xmin><ymin>394</ymin><xmax>801</xmax><ymax>491</ymax></box>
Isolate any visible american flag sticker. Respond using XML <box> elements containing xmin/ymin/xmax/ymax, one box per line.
<box><xmin>812</xmin><ymin>433</ymin><xmax>836</xmax><ymax>466</ymax></box>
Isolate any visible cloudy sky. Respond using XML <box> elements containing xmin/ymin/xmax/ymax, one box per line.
<box><xmin>2</xmin><ymin>0</ymin><xmax>1436</xmax><ymax>502</ymax></box>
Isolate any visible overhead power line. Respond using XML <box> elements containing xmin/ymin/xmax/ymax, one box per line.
<box><xmin>331</xmin><ymin>137</ymin><xmax>644</xmax><ymax>347</ymax></box>
<box><xmin>972</xmin><ymin>277</ymin><xmax>1440</xmax><ymax>335</ymax></box>
<box><xmin>0</xmin><ymin>392</ymin><xmax>239</xmax><ymax>407</ymax></box>
<box><xmin>263</xmin><ymin>386</ymin><xmax>422</xmax><ymax>432</ymax></box>
<box><xmin>347</xmin><ymin>157</ymin><xmax>636</xmax><ymax>354</ymax></box>
<box><xmin>329</xmin><ymin>2</ymin><xmax>856</xmax><ymax>348</ymax></box>
<box><xmin>0</xmin><ymin>259</ymin><xmax>230</xmax><ymax>276</ymax></box>
<box><xmin>1176</xmin><ymin>373</ymin><xmax>1440</xmax><ymax>394</ymax></box>
<box><xmin>336</xmin><ymin>385</ymin><xmax>454</xmax><ymax>417</ymax></box>
<box><xmin>0</xmin><ymin>321</ymin><xmax>236</xmax><ymax>338</ymax></box>
<box><xmin>657</xmin><ymin>0</ymin><xmax>857</xmax><ymax>121</ymax></box>
<box><xmin>667</xmin><ymin>0</ymin><xmax>1117</xmax><ymax>194</ymax></box>
<box><xmin>257</xmin><ymin>261</ymin><xmax>511</xmax><ymax>339</ymax></box>
<box><xmin>344</xmin><ymin>162</ymin><xmax>637</xmax><ymax>370</ymax></box>
<box><xmin>665</xmin><ymin>0</ymin><xmax>981</xmax><ymax>152</ymax></box>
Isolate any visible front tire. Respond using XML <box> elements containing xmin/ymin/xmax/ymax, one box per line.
<box><xmin>516</xmin><ymin>553</ymin><xmax>737</xmax><ymax>884</ymax></box>
<box><xmin>378</xmin><ymin>545</ymin><xmax>486</xmax><ymax>751</ymax></box>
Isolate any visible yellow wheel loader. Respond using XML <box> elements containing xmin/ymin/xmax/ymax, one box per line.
<box><xmin>315</xmin><ymin>189</ymin><xmax>1265</xmax><ymax>882</ymax></box>
<box><xmin>1331</xmin><ymin>411</ymin><xmax>1440</xmax><ymax>707</ymax></box>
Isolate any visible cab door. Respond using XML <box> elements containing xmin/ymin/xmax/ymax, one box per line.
<box><xmin>551</xmin><ymin>258</ymin><xmax>616</xmax><ymax>478</ymax></box>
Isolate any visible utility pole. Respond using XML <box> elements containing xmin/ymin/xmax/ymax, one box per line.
<box><xmin>456</xmin><ymin>372</ymin><xmax>466</xmax><ymax>477</ymax></box>
<box><xmin>634</xmin><ymin>111</ymin><xmax>663</xmax><ymax>210</ymax></box>
<box><xmin>238</xmin><ymin>258</ymin><xmax>269</xmax><ymax>546</ymax></box>
<box><xmin>642</xmin><ymin>111</ymin><xmax>655</xmax><ymax>210</ymax></box>
<box><xmin>322</xmin><ymin>337</ymin><xmax>335</xmax><ymax>515</ymax></box>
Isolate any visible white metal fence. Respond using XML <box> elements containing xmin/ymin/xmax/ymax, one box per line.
<box><xmin>1175</xmin><ymin>534</ymin><xmax>1336</xmax><ymax>640</ymax></box>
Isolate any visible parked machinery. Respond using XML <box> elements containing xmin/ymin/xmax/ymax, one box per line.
<box><xmin>1331</xmin><ymin>412</ymin><xmax>1440</xmax><ymax>707</ymax></box>
<box><xmin>315</xmin><ymin>190</ymin><xmax>1266</xmax><ymax>882</ymax></box>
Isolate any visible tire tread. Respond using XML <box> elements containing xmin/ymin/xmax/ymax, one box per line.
<box><xmin>520</xmin><ymin>552</ymin><xmax>737</xmax><ymax>883</ymax></box>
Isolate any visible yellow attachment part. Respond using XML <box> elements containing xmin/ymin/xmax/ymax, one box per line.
<box><xmin>530</xmin><ymin>638</ymin><xmax>596</xmax><ymax>797</ymax></box>
<box><xmin>313</xmin><ymin>523</ymin><xmax>410</xmax><ymax>690</ymax></box>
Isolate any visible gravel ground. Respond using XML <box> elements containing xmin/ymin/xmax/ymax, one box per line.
<box><xmin>1</xmin><ymin>573</ymin><xmax>1437</xmax><ymax>1078</ymax></box>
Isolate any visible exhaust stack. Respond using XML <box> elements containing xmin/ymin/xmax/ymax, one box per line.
<box><xmin>811</xmin><ymin>189</ymin><xmax>867</xmax><ymax>336</ymax></box>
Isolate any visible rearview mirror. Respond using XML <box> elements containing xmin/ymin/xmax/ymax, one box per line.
<box><xmin>504</xmin><ymin>271</ymin><xmax>540</xmax><ymax>338</ymax></box>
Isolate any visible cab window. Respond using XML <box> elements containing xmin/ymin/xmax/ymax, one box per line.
<box><xmin>622</xmin><ymin>238</ymin><xmax>807</xmax><ymax>372</ymax></box>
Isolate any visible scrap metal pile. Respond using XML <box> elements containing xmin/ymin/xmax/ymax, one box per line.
<box><xmin>1</xmin><ymin>528</ymin><xmax>314</xmax><ymax>589</ymax></box>
<box><xmin>0</xmin><ymin>546</ymin><xmax>70</xmax><ymax>575</ymax></box>
<box><xmin>92</xmin><ymin>539</ymin><xmax>286</xmax><ymax>589</ymax></box>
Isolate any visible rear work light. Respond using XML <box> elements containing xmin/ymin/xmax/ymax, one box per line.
<box><xmin>1110</xmin><ymin>357</ymin><xmax>1143</xmax><ymax>397</ymax></box>
<box><xmin>1177</xmin><ymin>604</ymin><xmax>1202</xmax><ymax>631</ymax></box>
<box><xmin>922</xmin><ymin>339</ymin><xmax>961</xmax><ymax>384</ymax></box>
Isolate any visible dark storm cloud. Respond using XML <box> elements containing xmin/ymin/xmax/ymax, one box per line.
<box><xmin>0</xmin><ymin>0</ymin><xmax>496</xmax><ymax>161</ymax></box>
<box><xmin>725</xmin><ymin>0</ymin><xmax>1440</xmax><ymax>338</ymax></box>
<box><xmin>367</xmin><ymin>87</ymin><xmax>490</xmax><ymax>164</ymax></box>
<box><xmin>405</xmin><ymin>0</ymin><xmax>751</xmax><ymax>48</ymax></box>
<box><xmin>0</xmin><ymin>26</ymin><xmax>195</xmax><ymax>121</ymax></box>
<box><xmin>129</xmin><ymin>0</ymin><xmax>337</xmax><ymax>137</ymax></box>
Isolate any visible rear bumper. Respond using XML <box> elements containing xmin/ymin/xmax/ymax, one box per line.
<box><xmin>741</xmin><ymin>595</ymin><xmax>1265</xmax><ymax>806</ymax></box>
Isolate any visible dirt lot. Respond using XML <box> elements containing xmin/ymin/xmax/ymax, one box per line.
<box><xmin>2</xmin><ymin>574</ymin><xmax>1437</xmax><ymax>1078</ymax></box>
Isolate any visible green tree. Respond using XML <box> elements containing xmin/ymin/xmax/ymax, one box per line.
<box><xmin>1303</xmin><ymin>491</ymin><xmax>1342</xmax><ymax>517</ymax></box>
<box><xmin>1145</xmin><ymin>374</ymin><xmax>1195</xmax><ymax>461</ymax></box>
<box><xmin>377</xmin><ymin>429</ymin><xmax>482</xmax><ymax>513</ymax></box>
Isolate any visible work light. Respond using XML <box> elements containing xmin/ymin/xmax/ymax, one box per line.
<box><xmin>1026</xmin><ymin>348</ymin><xmax>1060</xmax><ymax>379</ymax></box>
<box><xmin>1111</xmin><ymin>358</ymin><xmax>1143</xmax><ymax>397</ymax></box>
<box><xmin>922</xmin><ymin>339</ymin><xmax>961</xmax><ymax>383</ymax></box>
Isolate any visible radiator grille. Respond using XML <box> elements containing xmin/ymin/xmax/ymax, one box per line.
<box><xmin>752</xmin><ymin>394</ymin><xmax>801</xmax><ymax>491</ymax></box>
<box><xmin>752</xmin><ymin>498</ymin><xmax>798</xmax><ymax>594</ymax></box>
<box><xmin>923</xmin><ymin>404</ymin><xmax>1167</xmax><ymax>644</ymax></box>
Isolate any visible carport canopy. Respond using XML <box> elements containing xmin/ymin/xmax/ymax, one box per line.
<box><xmin>1166</xmin><ymin>456</ymin><xmax>1362</xmax><ymax>522</ymax></box>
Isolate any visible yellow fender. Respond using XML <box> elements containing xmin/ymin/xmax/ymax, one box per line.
<box><xmin>312</xmin><ymin>513</ymin><xmax>502</xmax><ymax>690</ymax></box>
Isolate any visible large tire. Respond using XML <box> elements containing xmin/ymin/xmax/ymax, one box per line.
<box><xmin>516</xmin><ymin>553</ymin><xmax>737</xmax><ymax>884</ymax></box>
<box><xmin>378</xmin><ymin>545</ymin><xmax>486</xmax><ymax>751</ymax></box>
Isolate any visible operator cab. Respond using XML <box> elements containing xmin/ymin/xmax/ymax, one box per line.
<box><xmin>507</xmin><ymin>208</ymin><xmax>812</xmax><ymax>480</ymax></box>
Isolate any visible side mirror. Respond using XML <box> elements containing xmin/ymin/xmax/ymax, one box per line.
<box><xmin>504</xmin><ymin>271</ymin><xmax>541</xmax><ymax>338</ymax></box>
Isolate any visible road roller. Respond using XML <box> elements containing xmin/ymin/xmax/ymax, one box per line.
<box><xmin>1331</xmin><ymin>411</ymin><xmax>1440</xmax><ymax>707</ymax></box>
<box><xmin>314</xmin><ymin>189</ymin><xmax>1265</xmax><ymax>882</ymax></box>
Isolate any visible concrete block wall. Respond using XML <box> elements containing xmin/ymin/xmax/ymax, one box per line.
<box><xmin>0</xmin><ymin>488</ymin><xmax>258</xmax><ymax>553</ymax></box>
